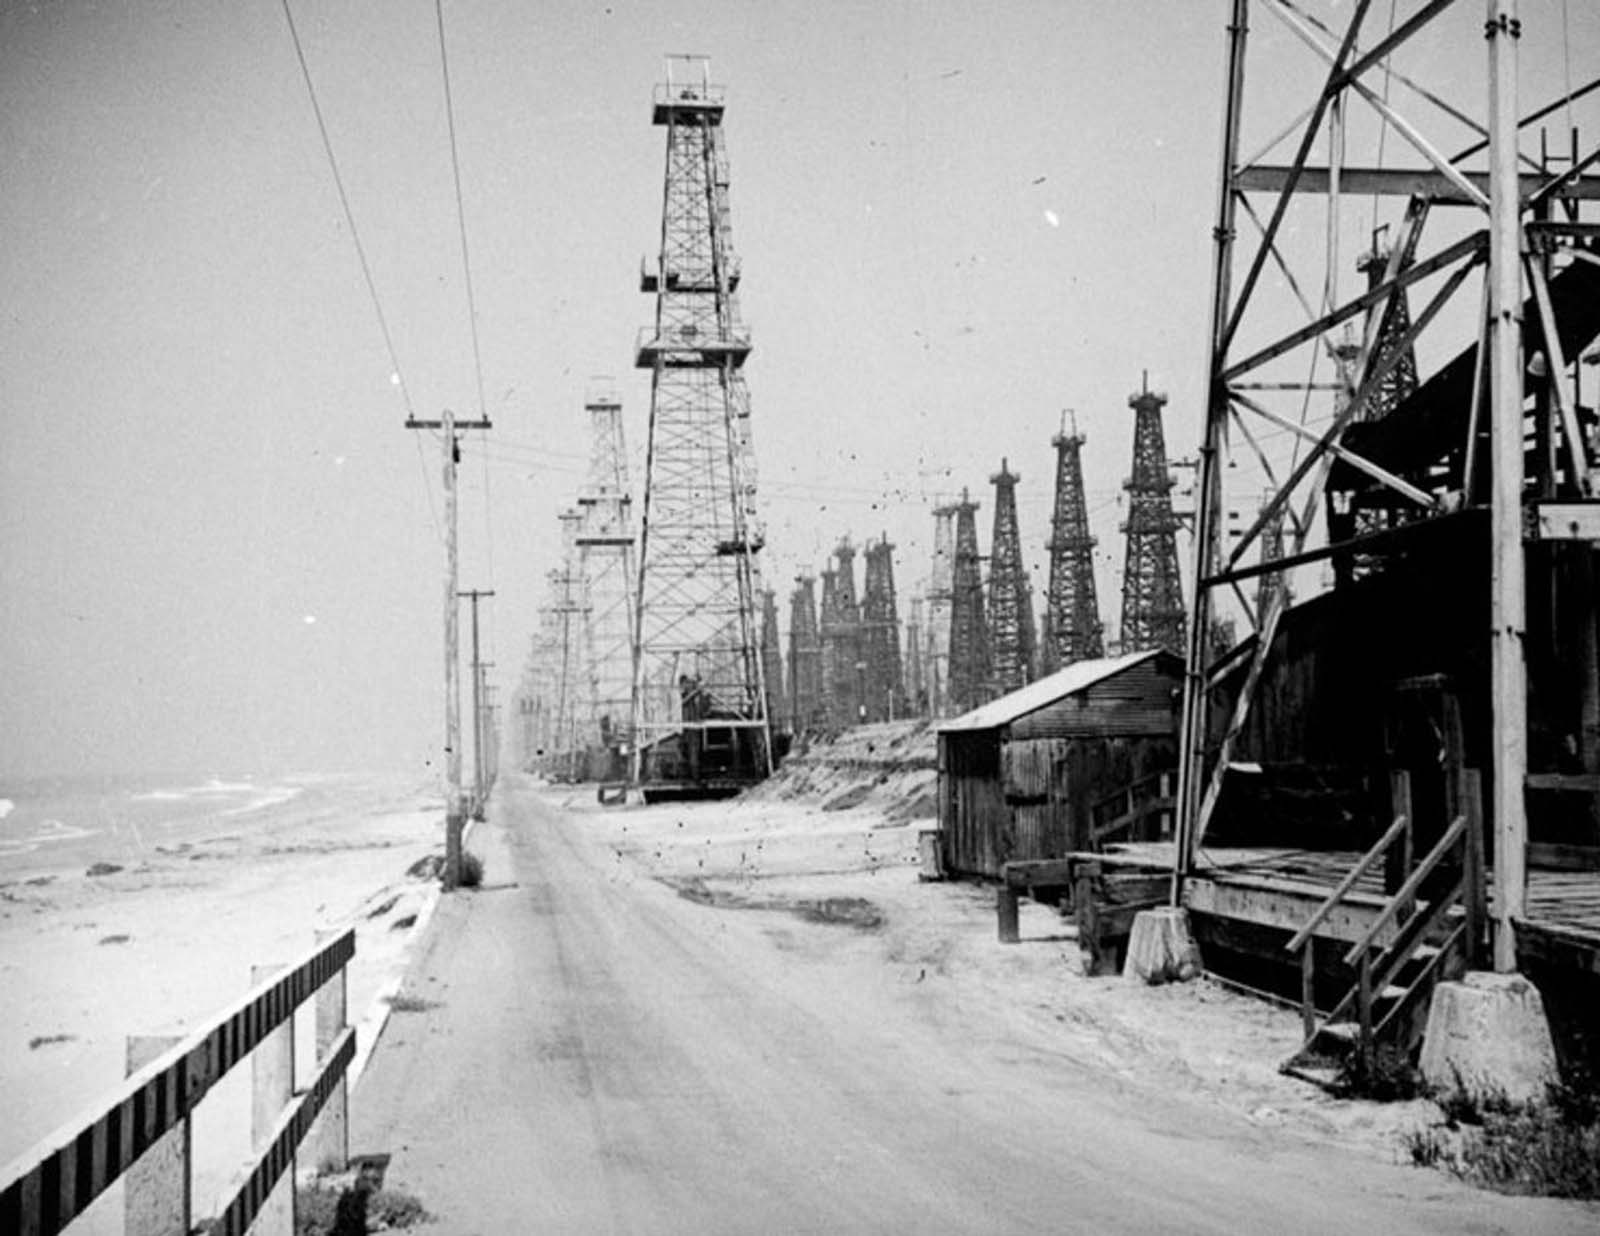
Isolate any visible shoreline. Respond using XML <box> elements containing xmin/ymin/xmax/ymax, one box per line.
<box><xmin>0</xmin><ymin>773</ymin><xmax>447</xmax><ymax>1222</ymax></box>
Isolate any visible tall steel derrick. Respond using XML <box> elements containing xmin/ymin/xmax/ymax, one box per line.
<box><xmin>816</xmin><ymin>566</ymin><xmax>843</xmax><ymax>727</ymax></box>
<box><xmin>1326</xmin><ymin>238</ymin><xmax>1423</xmax><ymax>584</ymax></box>
<box><xmin>575</xmin><ymin>389</ymin><xmax>636</xmax><ymax>767</ymax></box>
<box><xmin>947</xmin><ymin>490</ymin><xmax>993</xmax><ymax>715</ymax></box>
<box><xmin>860</xmin><ymin>536</ymin><xmax>906</xmax><ymax>723</ymax></box>
<box><xmin>904</xmin><ymin>595</ymin><xmax>927</xmax><ymax>717</ymax></box>
<box><xmin>787</xmin><ymin>574</ymin><xmax>824</xmax><ymax>733</ymax></box>
<box><xmin>987</xmin><ymin>460</ymin><xmax>1036</xmax><ymax>694</ymax></box>
<box><xmin>1254</xmin><ymin>491</ymin><xmax>1290</xmax><ymax>618</ymax></box>
<box><xmin>760</xmin><ymin>588</ymin><xmax>785</xmax><ymax>734</ymax></box>
<box><xmin>544</xmin><ymin>509</ymin><xmax>589</xmax><ymax>777</ymax></box>
<box><xmin>630</xmin><ymin>56</ymin><xmax>770</xmax><ymax>786</ymax></box>
<box><xmin>1173</xmin><ymin>2</ymin><xmax>1600</xmax><ymax>975</ymax></box>
<box><xmin>1044</xmin><ymin>419</ymin><xmax>1105</xmax><ymax>673</ymax></box>
<box><xmin>1119</xmin><ymin>383</ymin><xmax>1187</xmax><ymax>655</ymax></box>
<box><xmin>923</xmin><ymin>503</ymin><xmax>957</xmax><ymax>717</ymax></box>
<box><xmin>820</xmin><ymin>539</ymin><xmax>863</xmax><ymax>727</ymax></box>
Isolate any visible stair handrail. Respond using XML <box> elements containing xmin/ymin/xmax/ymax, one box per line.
<box><xmin>1089</xmin><ymin>767</ymin><xmax>1176</xmax><ymax>847</ymax></box>
<box><xmin>1343</xmin><ymin>812</ymin><xmax>1467</xmax><ymax>967</ymax></box>
<box><xmin>1285</xmin><ymin>812</ymin><xmax>1410</xmax><ymax>954</ymax></box>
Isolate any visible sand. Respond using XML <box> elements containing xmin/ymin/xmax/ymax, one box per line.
<box><xmin>0</xmin><ymin>773</ymin><xmax>446</xmax><ymax>1223</ymax></box>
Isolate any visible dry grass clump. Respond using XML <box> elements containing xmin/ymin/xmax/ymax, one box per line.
<box><xmin>1404</xmin><ymin>1074</ymin><xmax>1600</xmax><ymax>1198</ymax></box>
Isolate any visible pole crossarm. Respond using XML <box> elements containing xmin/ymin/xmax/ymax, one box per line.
<box><xmin>1222</xmin><ymin>230</ymin><xmax>1483</xmax><ymax>382</ymax></box>
<box><xmin>405</xmin><ymin>417</ymin><xmax>492</xmax><ymax>430</ymax></box>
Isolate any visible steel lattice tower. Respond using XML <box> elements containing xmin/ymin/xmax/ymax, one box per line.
<box><xmin>576</xmin><ymin>387</ymin><xmax>636</xmax><ymax>762</ymax></box>
<box><xmin>1327</xmin><ymin>240</ymin><xmax>1424</xmax><ymax>586</ymax></box>
<box><xmin>1255</xmin><ymin>490</ymin><xmax>1291</xmax><ymax>619</ymax></box>
<box><xmin>1045</xmin><ymin>419</ymin><xmax>1105</xmax><ymax>669</ymax></box>
<box><xmin>760</xmin><ymin>588</ymin><xmax>784</xmax><ymax>734</ymax></box>
<box><xmin>816</xmin><ymin>566</ymin><xmax>844</xmax><ymax>728</ymax></box>
<box><xmin>948</xmin><ymin>489</ymin><xmax>992</xmax><ymax>715</ymax></box>
<box><xmin>924</xmin><ymin>503</ymin><xmax>957</xmax><ymax>717</ymax></box>
<box><xmin>787</xmin><ymin>574</ymin><xmax>823</xmax><ymax>733</ymax></box>
<box><xmin>821</xmin><ymin>539</ymin><xmax>863</xmax><ymax>727</ymax></box>
<box><xmin>1355</xmin><ymin>238</ymin><xmax>1420</xmax><ymax>423</ymax></box>
<box><xmin>904</xmin><ymin>595</ymin><xmax>927</xmax><ymax>717</ymax></box>
<box><xmin>861</xmin><ymin>536</ymin><xmax>905</xmax><ymax>723</ymax></box>
<box><xmin>1119</xmin><ymin>381</ymin><xmax>1186</xmax><ymax>655</ymax></box>
<box><xmin>987</xmin><ymin>460</ymin><xmax>1035</xmax><ymax>695</ymax></box>
<box><xmin>630</xmin><ymin>56</ymin><xmax>770</xmax><ymax>783</ymax></box>
<box><xmin>549</xmin><ymin>509</ymin><xmax>590</xmax><ymax>777</ymax></box>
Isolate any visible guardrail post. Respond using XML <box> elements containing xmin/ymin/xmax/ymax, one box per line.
<box><xmin>125</xmin><ymin>1034</ymin><xmax>189</xmax><ymax>1236</ymax></box>
<box><xmin>997</xmin><ymin>882</ymin><xmax>1020</xmax><ymax>944</ymax></box>
<box><xmin>252</xmin><ymin>964</ymin><xmax>295</xmax><ymax>1236</ymax></box>
<box><xmin>309</xmin><ymin>930</ymin><xmax>350</xmax><ymax>1174</ymax></box>
<box><xmin>1299</xmin><ymin>943</ymin><xmax>1316</xmax><ymax>1041</ymax></box>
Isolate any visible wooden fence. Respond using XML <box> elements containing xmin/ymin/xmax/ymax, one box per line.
<box><xmin>0</xmin><ymin>927</ymin><xmax>355</xmax><ymax>1235</ymax></box>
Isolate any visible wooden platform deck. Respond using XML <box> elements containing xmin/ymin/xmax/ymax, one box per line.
<box><xmin>1085</xmin><ymin>841</ymin><xmax>1600</xmax><ymax>972</ymax></box>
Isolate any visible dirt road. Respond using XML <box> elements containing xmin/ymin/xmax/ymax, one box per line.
<box><xmin>352</xmin><ymin>779</ymin><xmax>1588</xmax><ymax>1234</ymax></box>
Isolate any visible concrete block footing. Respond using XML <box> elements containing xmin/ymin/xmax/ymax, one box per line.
<box><xmin>1123</xmin><ymin>906</ymin><xmax>1203</xmax><ymax>985</ymax></box>
<box><xmin>1419</xmin><ymin>971</ymin><xmax>1559</xmax><ymax>1105</ymax></box>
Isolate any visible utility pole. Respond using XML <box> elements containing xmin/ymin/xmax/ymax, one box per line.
<box><xmin>1485</xmin><ymin>0</ymin><xmax>1526</xmax><ymax>971</ymax></box>
<box><xmin>459</xmin><ymin>589</ymin><xmax>495</xmax><ymax>819</ymax></box>
<box><xmin>408</xmin><ymin>408</ymin><xmax>490</xmax><ymax>891</ymax></box>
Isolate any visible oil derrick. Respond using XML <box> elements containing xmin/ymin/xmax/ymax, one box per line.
<box><xmin>631</xmin><ymin>56</ymin><xmax>770</xmax><ymax>788</ymax></box>
<box><xmin>820</xmin><ymin>539</ymin><xmax>863</xmax><ymax>727</ymax></box>
<box><xmin>987</xmin><ymin>460</ymin><xmax>1035</xmax><ymax>695</ymax></box>
<box><xmin>1044</xmin><ymin>418</ymin><xmax>1104</xmax><ymax>670</ymax></box>
<box><xmin>1327</xmin><ymin>237</ymin><xmax>1424</xmax><ymax>585</ymax></box>
<box><xmin>860</xmin><ymin>536</ymin><xmax>906</xmax><ymax>723</ymax></box>
<box><xmin>816</xmin><ymin>566</ymin><xmax>843</xmax><ymax>727</ymax></box>
<box><xmin>1355</xmin><ymin>238</ymin><xmax>1420</xmax><ymax>422</ymax></box>
<box><xmin>1255</xmin><ymin>491</ymin><xmax>1291</xmax><ymax>619</ymax></box>
<box><xmin>787</xmin><ymin>575</ymin><xmax>824</xmax><ymax>733</ymax></box>
<box><xmin>760</xmin><ymin>588</ymin><xmax>785</xmax><ymax>734</ymax></box>
<box><xmin>548</xmin><ymin>509</ymin><xmax>590</xmax><ymax>778</ymax></box>
<box><xmin>575</xmin><ymin>387</ymin><xmax>635</xmax><ymax>774</ymax></box>
<box><xmin>1119</xmin><ymin>379</ymin><xmax>1187</xmax><ymax>655</ymax></box>
<box><xmin>947</xmin><ymin>489</ymin><xmax>992</xmax><ymax>715</ymax></box>
<box><xmin>904</xmin><ymin>595</ymin><xmax>927</xmax><ymax>717</ymax></box>
<box><xmin>924</xmin><ymin>503</ymin><xmax>957</xmax><ymax>717</ymax></box>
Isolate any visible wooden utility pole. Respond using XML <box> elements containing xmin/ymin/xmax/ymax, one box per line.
<box><xmin>408</xmin><ymin>409</ymin><xmax>490</xmax><ymax>890</ymax></box>
<box><xmin>1485</xmin><ymin>0</ymin><xmax>1526</xmax><ymax>972</ymax></box>
<box><xmin>459</xmin><ymin>589</ymin><xmax>495</xmax><ymax>819</ymax></box>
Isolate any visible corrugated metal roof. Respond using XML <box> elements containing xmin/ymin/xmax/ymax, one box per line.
<box><xmin>936</xmin><ymin>650</ymin><xmax>1173</xmax><ymax>733</ymax></box>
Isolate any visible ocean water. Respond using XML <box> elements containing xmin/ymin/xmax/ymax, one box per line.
<box><xmin>0</xmin><ymin>771</ymin><xmax>435</xmax><ymax>879</ymax></box>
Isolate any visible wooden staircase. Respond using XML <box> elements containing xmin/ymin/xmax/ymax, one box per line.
<box><xmin>1281</xmin><ymin>774</ymin><xmax>1487</xmax><ymax>1088</ymax></box>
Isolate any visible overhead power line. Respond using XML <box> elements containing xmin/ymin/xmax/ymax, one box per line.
<box><xmin>279</xmin><ymin>0</ymin><xmax>415</xmax><ymax>421</ymax></box>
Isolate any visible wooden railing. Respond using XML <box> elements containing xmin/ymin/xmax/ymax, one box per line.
<box><xmin>0</xmin><ymin>928</ymin><xmax>355</xmax><ymax>1235</ymax></box>
<box><xmin>1286</xmin><ymin>783</ymin><xmax>1485</xmax><ymax>1075</ymax></box>
<box><xmin>1285</xmin><ymin>812</ymin><xmax>1411</xmax><ymax>1040</ymax></box>
<box><xmin>1089</xmin><ymin>768</ymin><xmax>1176</xmax><ymax>847</ymax></box>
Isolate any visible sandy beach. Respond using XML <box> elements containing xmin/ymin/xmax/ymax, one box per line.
<box><xmin>0</xmin><ymin>771</ymin><xmax>446</xmax><ymax>1223</ymax></box>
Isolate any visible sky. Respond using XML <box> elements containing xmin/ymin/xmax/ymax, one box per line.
<box><xmin>1</xmin><ymin>1</ymin><xmax>1595</xmax><ymax>779</ymax></box>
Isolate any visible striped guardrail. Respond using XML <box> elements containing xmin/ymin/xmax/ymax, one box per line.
<box><xmin>0</xmin><ymin>927</ymin><xmax>356</xmax><ymax>1235</ymax></box>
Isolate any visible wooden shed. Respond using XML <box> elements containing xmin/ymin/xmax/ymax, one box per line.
<box><xmin>937</xmin><ymin>650</ymin><xmax>1184</xmax><ymax>879</ymax></box>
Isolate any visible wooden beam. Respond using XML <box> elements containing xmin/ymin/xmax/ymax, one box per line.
<box><xmin>1182</xmin><ymin>876</ymin><xmax>1394</xmax><ymax>945</ymax></box>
